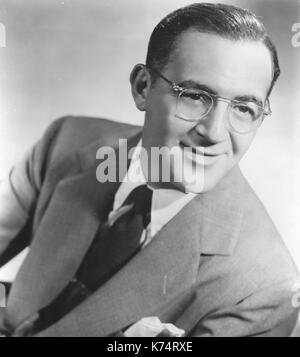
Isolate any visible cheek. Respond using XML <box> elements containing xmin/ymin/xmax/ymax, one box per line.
<box><xmin>144</xmin><ymin>94</ymin><xmax>189</xmax><ymax>146</ymax></box>
<box><xmin>145</xmin><ymin>92</ymin><xmax>173</xmax><ymax>123</ymax></box>
<box><xmin>145</xmin><ymin>95</ymin><xmax>171</xmax><ymax>136</ymax></box>
<box><xmin>230</xmin><ymin>132</ymin><xmax>256</xmax><ymax>159</ymax></box>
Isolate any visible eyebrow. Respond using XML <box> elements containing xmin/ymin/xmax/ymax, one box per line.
<box><xmin>178</xmin><ymin>79</ymin><xmax>264</xmax><ymax>107</ymax></box>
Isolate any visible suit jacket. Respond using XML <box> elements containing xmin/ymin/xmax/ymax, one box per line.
<box><xmin>0</xmin><ymin>116</ymin><xmax>299</xmax><ymax>337</ymax></box>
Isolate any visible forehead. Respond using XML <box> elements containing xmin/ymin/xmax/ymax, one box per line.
<box><xmin>166</xmin><ymin>31</ymin><xmax>273</xmax><ymax>100</ymax></box>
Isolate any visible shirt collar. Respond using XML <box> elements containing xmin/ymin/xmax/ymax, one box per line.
<box><xmin>113</xmin><ymin>140</ymin><xmax>147</xmax><ymax>211</ymax></box>
<box><xmin>112</xmin><ymin>140</ymin><xmax>197</xmax><ymax>236</ymax></box>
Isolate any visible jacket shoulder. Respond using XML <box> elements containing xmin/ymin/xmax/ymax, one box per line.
<box><xmin>201</xmin><ymin>171</ymin><xmax>299</xmax><ymax>298</ymax></box>
<box><xmin>195</xmin><ymin>173</ymin><xmax>299</xmax><ymax>336</ymax></box>
<box><xmin>48</xmin><ymin>116</ymin><xmax>141</xmax><ymax>159</ymax></box>
<box><xmin>233</xmin><ymin>174</ymin><xmax>298</xmax><ymax>285</ymax></box>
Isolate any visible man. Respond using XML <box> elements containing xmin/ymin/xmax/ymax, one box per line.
<box><xmin>0</xmin><ymin>3</ymin><xmax>299</xmax><ymax>336</ymax></box>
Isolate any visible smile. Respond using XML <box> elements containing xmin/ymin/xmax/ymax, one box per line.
<box><xmin>179</xmin><ymin>141</ymin><xmax>225</xmax><ymax>166</ymax></box>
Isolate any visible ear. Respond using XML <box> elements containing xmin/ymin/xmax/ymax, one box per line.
<box><xmin>130</xmin><ymin>64</ymin><xmax>151</xmax><ymax>111</ymax></box>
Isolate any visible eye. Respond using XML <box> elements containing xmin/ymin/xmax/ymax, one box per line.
<box><xmin>181</xmin><ymin>90</ymin><xmax>211</xmax><ymax>105</ymax></box>
<box><xmin>233</xmin><ymin>103</ymin><xmax>257</xmax><ymax>120</ymax></box>
<box><xmin>237</xmin><ymin>105</ymin><xmax>251</xmax><ymax>113</ymax></box>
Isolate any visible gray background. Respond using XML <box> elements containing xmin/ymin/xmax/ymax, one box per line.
<box><xmin>0</xmin><ymin>0</ymin><xmax>299</xmax><ymax>335</ymax></box>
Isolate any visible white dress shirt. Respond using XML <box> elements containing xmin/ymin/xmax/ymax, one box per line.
<box><xmin>109</xmin><ymin>140</ymin><xmax>196</xmax><ymax>246</ymax></box>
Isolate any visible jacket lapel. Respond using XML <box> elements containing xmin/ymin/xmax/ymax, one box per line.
<box><xmin>36</xmin><ymin>167</ymin><xmax>245</xmax><ymax>337</ymax></box>
<box><xmin>4</xmin><ymin>132</ymin><xmax>141</xmax><ymax>330</ymax></box>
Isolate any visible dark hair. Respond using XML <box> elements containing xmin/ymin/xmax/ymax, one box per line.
<box><xmin>146</xmin><ymin>2</ymin><xmax>280</xmax><ymax>96</ymax></box>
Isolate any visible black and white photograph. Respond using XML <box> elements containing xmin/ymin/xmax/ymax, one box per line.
<box><xmin>0</xmin><ymin>0</ymin><xmax>300</xmax><ymax>338</ymax></box>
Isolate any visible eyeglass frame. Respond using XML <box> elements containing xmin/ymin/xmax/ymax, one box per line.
<box><xmin>145</xmin><ymin>65</ymin><xmax>272</xmax><ymax>134</ymax></box>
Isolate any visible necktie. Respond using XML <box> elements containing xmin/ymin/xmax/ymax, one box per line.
<box><xmin>35</xmin><ymin>185</ymin><xmax>153</xmax><ymax>332</ymax></box>
<box><xmin>77</xmin><ymin>184</ymin><xmax>153</xmax><ymax>290</ymax></box>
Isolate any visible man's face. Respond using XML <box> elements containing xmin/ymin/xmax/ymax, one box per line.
<box><xmin>141</xmin><ymin>31</ymin><xmax>273</xmax><ymax>193</ymax></box>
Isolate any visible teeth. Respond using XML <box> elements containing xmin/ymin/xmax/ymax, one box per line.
<box><xmin>184</xmin><ymin>148</ymin><xmax>205</xmax><ymax>164</ymax></box>
<box><xmin>194</xmin><ymin>146</ymin><xmax>205</xmax><ymax>155</ymax></box>
<box><xmin>180</xmin><ymin>142</ymin><xmax>205</xmax><ymax>155</ymax></box>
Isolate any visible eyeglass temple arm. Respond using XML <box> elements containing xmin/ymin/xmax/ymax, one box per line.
<box><xmin>264</xmin><ymin>98</ymin><xmax>272</xmax><ymax>116</ymax></box>
<box><xmin>146</xmin><ymin>66</ymin><xmax>183</xmax><ymax>92</ymax></box>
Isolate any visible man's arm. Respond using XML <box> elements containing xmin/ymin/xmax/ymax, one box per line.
<box><xmin>0</xmin><ymin>118</ymin><xmax>66</xmax><ymax>267</ymax></box>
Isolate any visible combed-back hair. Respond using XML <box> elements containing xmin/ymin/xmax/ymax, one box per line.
<box><xmin>146</xmin><ymin>3</ymin><xmax>280</xmax><ymax>95</ymax></box>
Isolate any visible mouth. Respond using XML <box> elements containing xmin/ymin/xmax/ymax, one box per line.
<box><xmin>179</xmin><ymin>140</ymin><xmax>226</xmax><ymax>165</ymax></box>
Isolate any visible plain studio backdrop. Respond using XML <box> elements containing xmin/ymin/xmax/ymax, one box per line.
<box><xmin>0</xmin><ymin>0</ymin><xmax>300</xmax><ymax>335</ymax></box>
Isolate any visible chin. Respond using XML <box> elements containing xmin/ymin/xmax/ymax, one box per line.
<box><xmin>183</xmin><ymin>181</ymin><xmax>214</xmax><ymax>194</ymax></box>
<box><xmin>182</xmin><ymin>170</ymin><xmax>226</xmax><ymax>194</ymax></box>
<box><xmin>169</xmin><ymin>180</ymin><xmax>204</xmax><ymax>194</ymax></box>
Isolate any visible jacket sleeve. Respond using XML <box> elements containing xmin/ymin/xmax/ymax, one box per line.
<box><xmin>0</xmin><ymin>118</ymin><xmax>66</xmax><ymax>267</ymax></box>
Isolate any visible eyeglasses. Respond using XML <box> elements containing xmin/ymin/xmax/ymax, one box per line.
<box><xmin>147</xmin><ymin>66</ymin><xmax>272</xmax><ymax>135</ymax></box>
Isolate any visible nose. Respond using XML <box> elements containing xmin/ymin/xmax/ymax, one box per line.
<box><xmin>194</xmin><ymin>101</ymin><xmax>229</xmax><ymax>145</ymax></box>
